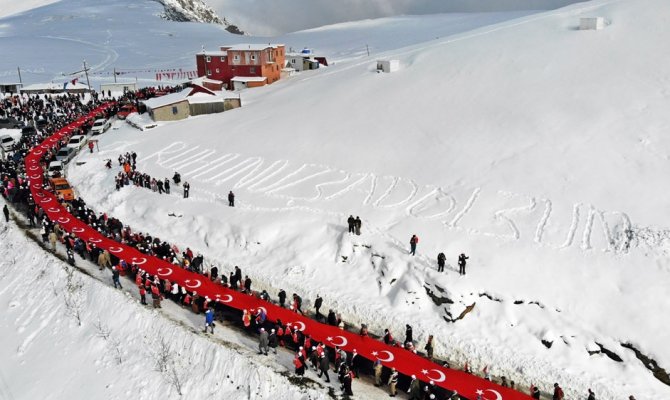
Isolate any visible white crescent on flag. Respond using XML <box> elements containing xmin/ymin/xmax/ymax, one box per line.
<box><xmin>371</xmin><ymin>350</ymin><xmax>395</xmax><ymax>362</ymax></box>
<box><xmin>108</xmin><ymin>247</ymin><xmax>123</xmax><ymax>253</ymax></box>
<box><xmin>219</xmin><ymin>294</ymin><xmax>233</xmax><ymax>303</ymax></box>
<box><xmin>132</xmin><ymin>257</ymin><xmax>147</xmax><ymax>265</ymax></box>
<box><xmin>289</xmin><ymin>321</ymin><xmax>306</xmax><ymax>331</ymax></box>
<box><xmin>157</xmin><ymin>268</ymin><xmax>173</xmax><ymax>276</ymax></box>
<box><xmin>184</xmin><ymin>279</ymin><xmax>202</xmax><ymax>289</ymax></box>
<box><xmin>327</xmin><ymin>336</ymin><xmax>348</xmax><ymax>347</ymax></box>
<box><xmin>421</xmin><ymin>368</ymin><xmax>446</xmax><ymax>383</ymax></box>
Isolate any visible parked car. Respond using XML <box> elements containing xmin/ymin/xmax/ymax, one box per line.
<box><xmin>0</xmin><ymin>134</ymin><xmax>15</xmax><ymax>151</ymax></box>
<box><xmin>91</xmin><ymin>118</ymin><xmax>111</xmax><ymax>135</ymax></box>
<box><xmin>48</xmin><ymin>160</ymin><xmax>65</xmax><ymax>178</ymax></box>
<box><xmin>21</xmin><ymin>126</ymin><xmax>37</xmax><ymax>136</ymax></box>
<box><xmin>49</xmin><ymin>177</ymin><xmax>75</xmax><ymax>201</ymax></box>
<box><xmin>66</xmin><ymin>135</ymin><xmax>88</xmax><ymax>150</ymax></box>
<box><xmin>117</xmin><ymin>104</ymin><xmax>137</xmax><ymax>120</ymax></box>
<box><xmin>0</xmin><ymin>117</ymin><xmax>22</xmax><ymax>129</ymax></box>
<box><xmin>55</xmin><ymin>146</ymin><xmax>76</xmax><ymax>162</ymax></box>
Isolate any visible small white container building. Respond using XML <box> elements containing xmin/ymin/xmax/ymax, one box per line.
<box><xmin>376</xmin><ymin>59</ymin><xmax>399</xmax><ymax>73</ymax></box>
<box><xmin>580</xmin><ymin>17</ymin><xmax>606</xmax><ymax>30</ymax></box>
<box><xmin>100</xmin><ymin>82</ymin><xmax>138</xmax><ymax>93</ymax></box>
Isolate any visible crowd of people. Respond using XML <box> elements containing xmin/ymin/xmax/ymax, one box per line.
<box><xmin>0</xmin><ymin>90</ymin><xmax>622</xmax><ymax>400</ymax></box>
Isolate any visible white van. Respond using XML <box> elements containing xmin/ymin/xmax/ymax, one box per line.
<box><xmin>0</xmin><ymin>134</ymin><xmax>15</xmax><ymax>151</ymax></box>
<box><xmin>48</xmin><ymin>160</ymin><xmax>65</xmax><ymax>177</ymax></box>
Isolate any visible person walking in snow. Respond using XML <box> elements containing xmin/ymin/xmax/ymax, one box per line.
<box><xmin>587</xmin><ymin>389</ymin><xmax>596</xmax><ymax>400</ymax></box>
<box><xmin>173</xmin><ymin>171</ymin><xmax>181</xmax><ymax>185</ymax></box>
<box><xmin>268</xmin><ymin>329</ymin><xmax>278</xmax><ymax>354</ymax></box>
<box><xmin>278</xmin><ymin>289</ymin><xmax>287</xmax><ymax>308</ymax></box>
<box><xmin>182</xmin><ymin>181</ymin><xmax>190</xmax><ymax>198</ymax></box>
<box><xmin>347</xmin><ymin>215</ymin><xmax>355</xmax><ymax>234</ymax></box>
<box><xmin>553</xmin><ymin>383</ymin><xmax>565</xmax><ymax>400</ymax></box>
<box><xmin>424</xmin><ymin>334</ymin><xmax>434</xmax><ymax>360</ymax></box>
<box><xmin>228</xmin><ymin>190</ymin><xmax>235</xmax><ymax>207</ymax></box>
<box><xmin>48</xmin><ymin>230</ymin><xmax>58</xmax><ymax>251</ymax></box>
<box><xmin>388</xmin><ymin>367</ymin><xmax>399</xmax><ymax>397</ymax></box>
<box><xmin>258</xmin><ymin>327</ymin><xmax>269</xmax><ymax>355</ymax></box>
<box><xmin>354</xmin><ymin>216</ymin><xmax>361</xmax><ymax>235</ymax></box>
<box><xmin>2</xmin><ymin>204</ymin><xmax>9</xmax><ymax>223</ymax></box>
<box><xmin>139</xmin><ymin>286</ymin><xmax>147</xmax><ymax>305</ymax></box>
<box><xmin>318</xmin><ymin>354</ymin><xmax>331</xmax><ymax>382</ymax></box>
<box><xmin>405</xmin><ymin>324</ymin><xmax>413</xmax><ymax>345</ymax></box>
<box><xmin>437</xmin><ymin>252</ymin><xmax>446</xmax><ymax>272</ymax></box>
<box><xmin>458</xmin><ymin>253</ymin><xmax>469</xmax><ymax>275</ymax></box>
<box><xmin>112</xmin><ymin>266</ymin><xmax>122</xmax><ymax>289</ymax></box>
<box><xmin>373</xmin><ymin>358</ymin><xmax>383</xmax><ymax>386</ymax></box>
<box><xmin>314</xmin><ymin>294</ymin><xmax>323</xmax><ymax>321</ymax></box>
<box><xmin>407</xmin><ymin>375</ymin><xmax>421</xmax><ymax>399</ymax></box>
<box><xmin>409</xmin><ymin>234</ymin><xmax>419</xmax><ymax>256</ymax></box>
<box><xmin>530</xmin><ymin>384</ymin><xmax>541</xmax><ymax>399</ymax></box>
<box><xmin>164</xmin><ymin>178</ymin><xmax>170</xmax><ymax>194</ymax></box>
<box><xmin>203</xmin><ymin>308</ymin><xmax>215</xmax><ymax>334</ymax></box>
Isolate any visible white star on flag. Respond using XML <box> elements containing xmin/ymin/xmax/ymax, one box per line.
<box><xmin>421</xmin><ymin>369</ymin><xmax>428</xmax><ymax>375</ymax></box>
<box><xmin>326</xmin><ymin>337</ymin><xmax>333</xmax><ymax>341</ymax></box>
<box><xmin>476</xmin><ymin>390</ymin><xmax>484</xmax><ymax>395</ymax></box>
<box><xmin>372</xmin><ymin>351</ymin><xmax>378</xmax><ymax>356</ymax></box>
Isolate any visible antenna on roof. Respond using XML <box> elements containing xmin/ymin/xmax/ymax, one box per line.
<box><xmin>201</xmin><ymin>45</ymin><xmax>205</xmax><ymax>52</ymax></box>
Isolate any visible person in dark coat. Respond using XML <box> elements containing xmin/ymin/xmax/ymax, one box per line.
<box><xmin>244</xmin><ymin>275</ymin><xmax>252</xmax><ymax>293</ymax></box>
<box><xmin>228</xmin><ymin>190</ymin><xmax>235</xmax><ymax>206</ymax></box>
<box><xmin>553</xmin><ymin>383</ymin><xmax>565</xmax><ymax>400</ymax></box>
<box><xmin>268</xmin><ymin>329</ymin><xmax>278</xmax><ymax>354</ymax></box>
<box><xmin>314</xmin><ymin>294</ymin><xmax>323</xmax><ymax>320</ymax></box>
<box><xmin>112</xmin><ymin>266</ymin><xmax>122</xmax><ymax>289</ymax></box>
<box><xmin>458</xmin><ymin>253</ymin><xmax>469</xmax><ymax>275</ymax></box>
<box><xmin>437</xmin><ymin>252</ymin><xmax>446</xmax><ymax>272</ymax></box>
<box><xmin>278</xmin><ymin>289</ymin><xmax>287</xmax><ymax>307</ymax></box>
<box><xmin>258</xmin><ymin>328</ymin><xmax>269</xmax><ymax>355</ymax></box>
<box><xmin>164</xmin><ymin>178</ymin><xmax>170</xmax><ymax>194</ymax></box>
<box><xmin>354</xmin><ymin>216</ymin><xmax>361</xmax><ymax>235</ymax></box>
<box><xmin>2</xmin><ymin>204</ymin><xmax>9</xmax><ymax>222</ymax></box>
<box><xmin>405</xmin><ymin>324</ymin><xmax>413</xmax><ymax>344</ymax></box>
<box><xmin>318</xmin><ymin>354</ymin><xmax>330</xmax><ymax>382</ymax></box>
<box><xmin>531</xmin><ymin>385</ymin><xmax>541</xmax><ymax>399</ymax></box>
<box><xmin>587</xmin><ymin>389</ymin><xmax>595</xmax><ymax>400</ymax></box>
<box><xmin>342</xmin><ymin>368</ymin><xmax>354</xmax><ymax>395</ymax></box>
<box><xmin>327</xmin><ymin>309</ymin><xmax>337</xmax><ymax>326</ymax></box>
<box><xmin>347</xmin><ymin>215</ymin><xmax>355</xmax><ymax>233</ymax></box>
<box><xmin>183</xmin><ymin>181</ymin><xmax>190</xmax><ymax>198</ymax></box>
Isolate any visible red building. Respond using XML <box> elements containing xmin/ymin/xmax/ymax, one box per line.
<box><xmin>195</xmin><ymin>44</ymin><xmax>286</xmax><ymax>89</ymax></box>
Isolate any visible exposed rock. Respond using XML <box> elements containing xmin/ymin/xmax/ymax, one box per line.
<box><xmin>621</xmin><ymin>342</ymin><xmax>670</xmax><ymax>386</ymax></box>
<box><xmin>153</xmin><ymin>0</ymin><xmax>245</xmax><ymax>34</ymax></box>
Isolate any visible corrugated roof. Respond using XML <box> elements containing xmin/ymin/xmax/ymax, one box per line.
<box><xmin>142</xmin><ymin>89</ymin><xmax>190</xmax><ymax>109</ymax></box>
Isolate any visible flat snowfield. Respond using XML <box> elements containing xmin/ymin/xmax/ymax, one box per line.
<box><xmin>4</xmin><ymin>0</ymin><xmax>670</xmax><ymax>399</ymax></box>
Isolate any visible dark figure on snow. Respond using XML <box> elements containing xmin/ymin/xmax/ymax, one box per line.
<box><xmin>347</xmin><ymin>215</ymin><xmax>355</xmax><ymax>234</ymax></box>
<box><xmin>164</xmin><ymin>178</ymin><xmax>170</xmax><ymax>194</ymax></box>
<box><xmin>244</xmin><ymin>275</ymin><xmax>252</xmax><ymax>293</ymax></box>
<box><xmin>409</xmin><ymin>234</ymin><xmax>419</xmax><ymax>256</ymax></box>
<box><xmin>314</xmin><ymin>294</ymin><xmax>323</xmax><ymax>321</ymax></box>
<box><xmin>112</xmin><ymin>266</ymin><xmax>122</xmax><ymax>289</ymax></box>
<box><xmin>587</xmin><ymin>389</ymin><xmax>595</xmax><ymax>400</ymax></box>
<box><xmin>173</xmin><ymin>171</ymin><xmax>181</xmax><ymax>185</ymax></box>
<box><xmin>553</xmin><ymin>383</ymin><xmax>565</xmax><ymax>400</ymax></box>
<box><xmin>183</xmin><ymin>181</ymin><xmax>190</xmax><ymax>198</ymax></box>
<box><xmin>327</xmin><ymin>309</ymin><xmax>337</xmax><ymax>326</ymax></box>
<box><xmin>354</xmin><ymin>216</ymin><xmax>361</xmax><ymax>235</ymax></box>
<box><xmin>278</xmin><ymin>289</ymin><xmax>287</xmax><ymax>308</ymax></box>
<box><xmin>157</xmin><ymin>180</ymin><xmax>164</xmax><ymax>194</ymax></box>
<box><xmin>531</xmin><ymin>385</ymin><xmax>541</xmax><ymax>399</ymax></box>
<box><xmin>405</xmin><ymin>324</ymin><xmax>413</xmax><ymax>344</ymax></box>
<box><xmin>2</xmin><ymin>204</ymin><xmax>8</xmax><ymax>223</ymax></box>
<box><xmin>437</xmin><ymin>252</ymin><xmax>446</xmax><ymax>272</ymax></box>
<box><xmin>228</xmin><ymin>190</ymin><xmax>235</xmax><ymax>207</ymax></box>
<box><xmin>318</xmin><ymin>354</ymin><xmax>330</xmax><ymax>382</ymax></box>
<box><xmin>458</xmin><ymin>253</ymin><xmax>469</xmax><ymax>275</ymax></box>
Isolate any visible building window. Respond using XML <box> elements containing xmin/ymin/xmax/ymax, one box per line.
<box><xmin>250</xmin><ymin>67</ymin><xmax>256</xmax><ymax>74</ymax></box>
<box><xmin>207</xmin><ymin>70</ymin><xmax>211</xmax><ymax>76</ymax></box>
<box><xmin>216</xmin><ymin>68</ymin><xmax>220</xmax><ymax>73</ymax></box>
<box><xmin>172</xmin><ymin>106</ymin><xmax>178</xmax><ymax>115</ymax></box>
<box><xmin>234</xmin><ymin>55</ymin><xmax>239</xmax><ymax>61</ymax></box>
<box><xmin>206</xmin><ymin>56</ymin><xmax>211</xmax><ymax>62</ymax></box>
<box><xmin>290</xmin><ymin>59</ymin><xmax>295</xmax><ymax>64</ymax></box>
<box><xmin>251</xmin><ymin>54</ymin><xmax>256</xmax><ymax>61</ymax></box>
<box><xmin>220</xmin><ymin>57</ymin><xmax>225</xmax><ymax>62</ymax></box>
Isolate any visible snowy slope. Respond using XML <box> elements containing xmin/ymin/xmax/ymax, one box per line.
<box><xmin>0</xmin><ymin>221</ymin><xmax>326</xmax><ymax>400</ymax></box>
<box><xmin>3</xmin><ymin>0</ymin><xmax>670</xmax><ymax>399</ymax></box>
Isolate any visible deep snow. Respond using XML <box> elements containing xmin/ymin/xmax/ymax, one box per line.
<box><xmin>2</xmin><ymin>0</ymin><xmax>670</xmax><ymax>399</ymax></box>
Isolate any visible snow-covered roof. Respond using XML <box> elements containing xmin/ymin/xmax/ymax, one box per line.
<box><xmin>186</xmin><ymin>92</ymin><xmax>224</xmax><ymax>104</ymax></box>
<box><xmin>21</xmin><ymin>82</ymin><xmax>90</xmax><ymax>92</ymax></box>
<box><xmin>142</xmin><ymin>89</ymin><xmax>190</xmax><ymax>109</ymax></box>
<box><xmin>231</xmin><ymin>76</ymin><xmax>267</xmax><ymax>83</ymax></box>
<box><xmin>190</xmin><ymin>77</ymin><xmax>223</xmax><ymax>86</ymax></box>
<box><xmin>223</xmin><ymin>44</ymin><xmax>284</xmax><ymax>51</ymax></box>
<box><xmin>198</xmin><ymin>51</ymin><xmax>227</xmax><ymax>57</ymax></box>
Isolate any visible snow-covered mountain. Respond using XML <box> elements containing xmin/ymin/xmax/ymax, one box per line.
<box><xmin>3</xmin><ymin>0</ymin><xmax>670</xmax><ymax>399</ymax></box>
<box><xmin>155</xmin><ymin>0</ymin><xmax>244</xmax><ymax>34</ymax></box>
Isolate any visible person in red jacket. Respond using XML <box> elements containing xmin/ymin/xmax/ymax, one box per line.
<box><xmin>553</xmin><ymin>383</ymin><xmax>564</xmax><ymax>400</ymax></box>
<box><xmin>409</xmin><ymin>234</ymin><xmax>419</xmax><ymax>256</ymax></box>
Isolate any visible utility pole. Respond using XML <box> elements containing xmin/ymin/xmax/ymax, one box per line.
<box><xmin>366</xmin><ymin>44</ymin><xmax>370</xmax><ymax>57</ymax></box>
<box><xmin>17</xmin><ymin>66</ymin><xmax>23</xmax><ymax>85</ymax></box>
<box><xmin>82</xmin><ymin>59</ymin><xmax>91</xmax><ymax>91</ymax></box>
<box><xmin>113</xmin><ymin>67</ymin><xmax>117</xmax><ymax>83</ymax></box>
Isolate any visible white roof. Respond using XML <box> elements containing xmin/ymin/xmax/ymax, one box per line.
<box><xmin>231</xmin><ymin>76</ymin><xmax>267</xmax><ymax>83</ymax></box>
<box><xmin>186</xmin><ymin>92</ymin><xmax>224</xmax><ymax>104</ymax></box>
<box><xmin>224</xmin><ymin>43</ymin><xmax>284</xmax><ymax>51</ymax></box>
<box><xmin>198</xmin><ymin>51</ymin><xmax>227</xmax><ymax>56</ymax></box>
<box><xmin>142</xmin><ymin>88</ymin><xmax>190</xmax><ymax>109</ymax></box>
<box><xmin>21</xmin><ymin>82</ymin><xmax>90</xmax><ymax>91</ymax></box>
<box><xmin>190</xmin><ymin>77</ymin><xmax>223</xmax><ymax>86</ymax></box>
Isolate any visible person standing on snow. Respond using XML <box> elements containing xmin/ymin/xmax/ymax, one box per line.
<box><xmin>373</xmin><ymin>358</ymin><xmax>383</xmax><ymax>387</ymax></box>
<box><xmin>424</xmin><ymin>334</ymin><xmax>434</xmax><ymax>360</ymax></box>
<box><xmin>112</xmin><ymin>266</ymin><xmax>122</xmax><ymax>289</ymax></box>
<box><xmin>458</xmin><ymin>253</ymin><xmax>469</xmax><ymax>275</ymax></box>
<box><xmin>317</xmin><ymin>354</ymin><xmax>330</xmax><ymax>382</ymax></box>
<box><xmin>2</xmin><ymin>204</ymin><xmax>9</xmax><ymax>223</ymax></box>
<box><xmin>268</xmin><ymin>329</ymin><xmax>278</xmax><ymax>354</ymax></box>
<box><xmin>437</xmin><ymin>252</ymin><xmax>446</xmax><ymax>272</ymax></box>
<box><xmin>347</xmin><ymin>215</ymin><xmax>355</xmax><ymax>234</ymax></box>
<box><xmin>228</xmin><ymin>190</ymin><xmax>235</xmax><ymax>207</ymax></box>
<box><xmin>587</xmin><ymin>389</ymin><xmax>596</xmax><ymax>400</ymax></box>
<box><xmin>183</xmin><ymin>181</ymin><xmax>190</xmax><ymax>198</ymax></box>
<box><xmin>314</xmin><ymin>294</ymin><xmax>323</xmax><ymax>321</ymax></box>
<box><xmin>409</xmin><ymin>234</ymin><xmax>419</xmax><ymax>256</ymax></box>
<box><xmin>553</xmin><ymin>383</ymin><xmax>565</xmax><ymax>400</ymax></box>
<box><xmin>203</xmin><ymin>308</ymin><xmax>215</xmax><ymax>334</ymax></box>
<box><xmin>388</xmin><ymin>367</ymin><xmax>399</xmax><ymax>397</ymax></box>
<box><xmin>405</xmin><ymin>324</ymin><xmax>413</xmax><ymax>344</ymax></box>
<box><xmin>407</xmin><ymin>375</ymin><xmax>421</xmax><ymax>399</ymax></box>
<box><xmin>164</xmin><ymin>178</ymin><xmax>170</xmax><ymax>194</ymax></box>
<box><xmin>258</xmin><ymin>327</ymin><xmax>269</xmax><ymax>355</ymax></box>
<box><xmin>278</xmin><ymin>289</ymin><xmax>287</xmax><ymax>308</ymax></box>
<box><xmin>354</xmin><ymin>216</ymin><xmax>362</xmax><ymax>235</ymax></box>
